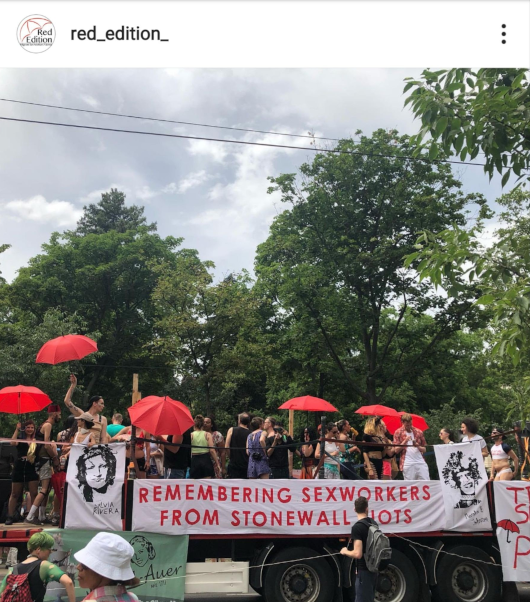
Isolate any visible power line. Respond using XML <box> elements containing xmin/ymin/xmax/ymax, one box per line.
<box><xmin>0</xmin><ymin>115</ymin><xmax>488</xmax><ymax>167</ymax></box>
<box><xmin>0</xmin><ymin>97</ymin><xmax>342</xmax><ymax>143</ymax></box>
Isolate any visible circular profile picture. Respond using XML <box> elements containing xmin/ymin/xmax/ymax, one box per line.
<box><xmin>17</xmin><ymin>15</ymin><xmax>55</xmax><ymax>53</ymax></box>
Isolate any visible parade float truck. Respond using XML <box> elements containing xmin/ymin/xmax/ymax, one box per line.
<box><xmin>130</xmin><ymin>477</ymin><xmax>506</xmax><ymax>602</ymax></box>
<box><xmin>3</xmin><ymin>446</ymin><xmax>522</xmax><ymax>602</ymax></box>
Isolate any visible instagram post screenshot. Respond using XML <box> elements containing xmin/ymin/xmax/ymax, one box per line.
<box><xmin>0</xmin><ymin>2</ymin><xmax>529</xmax><ymax>602</ymax></box>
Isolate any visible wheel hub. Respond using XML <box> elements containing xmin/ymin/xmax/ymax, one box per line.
<box><xmin>375</xmin><ymin>565</ymin><xmax>407</xmax><ymax>602</ymax></box>
<box><xmin>290</xmin><ymin>576</ymin><xmax>308</xmax><ymax>594</ymax></box>
<box><xmin>451</xmin><ymin>563</ymin><xmax>487</xmax><ymax>602</ymax></box>
<box><xmin>456</xmin><ymin>571</ymin><xmax>475</xmax><ymax>591</ymax></box>
<box><xmin>280</xmin><ymin>564</ymin><xmax>320</xmax><ymax>602</ymax></box>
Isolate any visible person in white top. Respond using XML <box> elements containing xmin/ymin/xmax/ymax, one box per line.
<box><xmin>489</xmin><ymin>428</ymin><xmax>519</xmax><ymax>481</ymax></box>
<box><xmin>392</xmin><ymin>414</ymin><xmax>429</xmax><ymax>480</ymax></box>
<box><xmin>460</xmin><ymin>418</ymin><xmax>489</xmax><ymax>458</ymax></box>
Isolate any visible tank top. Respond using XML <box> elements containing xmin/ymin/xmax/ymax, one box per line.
<box><xmin>191</xmin><ymin>430</ymin><xmax>209</xmax><ymax>455</ymax></box>
<box><xmin>36</xmin><ymin>422</ymin><xmax>52</xmax><ymax>458</ymax></box>
<box><xmin>491</xmin><ymin>442</ymin><xmax>511</xmax><ymax>460</ymax></box>
<box><xmin>164</xmin><ymin>431</ymin><xmax>191</xmax><ymax>470</ymax></box>
<box><xmin>229</xmin><ymin>426</ymin><xmax>249</xmax><ymax>469</ymax></box>
<box><xmin>15</xmin><ymin>560</ymin><xmax>45</xmax><ymax>602</ymax></box>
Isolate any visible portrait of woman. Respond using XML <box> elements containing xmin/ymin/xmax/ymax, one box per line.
<box><xmin>76</xmin><ymin>446</ymin><xmax>117</xmax><ymax>503</ymax></box>
<box><xmin>441</xmin><ymin>450</ymin><xmax>482</xmax><ymax>509</ymax></box>
<box><xmin>130</xmin><ymin>535</ymin><xmax>156</xmax><ymax>567</ymax></box>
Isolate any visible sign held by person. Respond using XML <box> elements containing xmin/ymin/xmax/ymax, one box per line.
<box><xmin>65</xmin><ymin>442</ymin><xmax>126</xmax><ymax>530</ymax></box>
<box><xmin>434</xmin><ymin>441</ymin><xmax>492</xmax><ymax>531</ymax></box>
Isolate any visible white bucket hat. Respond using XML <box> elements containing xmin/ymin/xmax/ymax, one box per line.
<box><xmin>74</xmin><ymin>533</ymin><xmax>136</xmax><ymax>582</ymax></box>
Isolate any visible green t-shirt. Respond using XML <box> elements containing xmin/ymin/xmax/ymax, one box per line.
<box><xmin>107</xmin><ymin>424</ymin><xmax>124</xmax><ymax>438</ymax></box>
<box><xmin>0</xmin><ymin>560</ymin><xmax>65</xmax><ymax>595</ymax></box>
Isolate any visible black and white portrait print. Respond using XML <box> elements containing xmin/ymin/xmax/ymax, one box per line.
<box><xmin>76</xmin><ymin>445</ymin><xmax>117</xmax><ymax>502</ymax></box>
<box><xmin>131</xmin><ymin>535</ymin><xmax>157</xmax><ymax>567</ymax></box>
<box><xmin>434</xmin><ymin>441</ymin><xmax>492</xmax><ymax>531</ymax></box>
<box><xmin>65</xmin><ymin>442</ymin><xmax>126</xmax><ymax>530</ymax></box>
<box><xmin>442</xmin><ymin>450</ymin><xmax>482</xmax><ymax>508</ymax></box>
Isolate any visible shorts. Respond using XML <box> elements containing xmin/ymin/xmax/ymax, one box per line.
<box><xmin>227</xmin><ymin>464</ymin><xmax>248</xmax><ymax>479</ymax></box>
<box><xmin>147</xmin><ymin>463</ymin><xmax>159</xmax><ymax>476</ymax></box>
<box><xmin>403</xmin><ymin>462</ymin><xmax>429</xmax><ymax>481</ymax></box>
<box><xmin>11</xmin><ymin>459</ymin><xmax>39</xmax><ymax>484</ymax></box>
<box><xmin>190</xmin><ymin>454</ymin><xmax>215</xmax><ymax>479</ymax></box>
<box><xmin>382</xmin><ymin>459</ymin><xmax>392</xmax><ymax>477</ymax></box>
<box><xmin>136</xmin><ymin>457</ymin><xmax>146</xmax><ymax>472</ymax></box>
<box><xmin>38</xmin><ymin>459</ymin><xmax>52</xmax><ymax>481</ymax></box>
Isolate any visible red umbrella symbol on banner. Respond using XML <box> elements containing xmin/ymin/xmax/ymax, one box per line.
<box><xmin>498</xmin><ymin>519</ymin><xmax>520</xmax><ymax>543</ymax></box>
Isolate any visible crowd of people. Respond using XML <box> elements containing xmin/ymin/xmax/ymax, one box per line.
<box><xmin>0</xmin><ymin>373</ymin><xmax>521</xmax><ymax>527</ymax></box>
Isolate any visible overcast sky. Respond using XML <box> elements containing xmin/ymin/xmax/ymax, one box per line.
<box><xmin>0</xmin><ymin>69</ymin><xmax>505</xmax><ymax>283</ymax></box>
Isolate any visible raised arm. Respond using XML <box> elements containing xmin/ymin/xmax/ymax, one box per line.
<box><xmin>11</xmin><ymin>423</ymin><xmax>21</xmax><ymax>446</ymax></box>
<box><xmin>64</xmin><ymin>374</ymin><xmax>82</xmax><ymax>417</ymax></box>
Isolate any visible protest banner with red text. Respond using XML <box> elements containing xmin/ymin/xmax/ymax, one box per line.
<box><xmin>495</xmin><ymin>482</ymin><xmax>530</xmax><ymax>581</ymax></box>
<box><xmin>132</xmin><ymin>479</ymin><xmax>445</xmax><ymax>535</ymax></box>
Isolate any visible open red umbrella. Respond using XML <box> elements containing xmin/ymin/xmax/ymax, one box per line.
<box><xmin>36</xmin><ymin>334</ymin><xmax>98</xmax><ymax>365</ymax></box>
<box><xmin>128</xmin><ymin>395</ymin><xmax>194</xmax><ymax>436</ymax></box>
<box><xmin>355</xmin><ymin>405</ymin><xmax>400</xmax><ymax>417</ymax></box>
<box><xmin>0</xmin><ymin>385</ymin><xmax>53</xmax><ymax>414</ymax></box>
<box><xmin>498</xmin><ymin>519</ymin><xmax>520</xmax><ymax>543</ymax></box>
<box><xmin>279</xmin><ymin>396</ymin><xmax>338</xmax><ymax>412</ymax></box>
<box><xmin>383</xmin><ymin>412</ymin><xmax>429</xmax><ymax>435</ymax></box>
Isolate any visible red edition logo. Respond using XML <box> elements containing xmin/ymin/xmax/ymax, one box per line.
<box><xmin>17</xmin><ymin>15</ymin><xmax>55</xmax><ymax>53</ymax></box>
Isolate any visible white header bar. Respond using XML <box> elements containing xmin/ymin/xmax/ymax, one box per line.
<box><xmin>1</xmin><ymin>1</ymin><xmax>528</xmax><ymax>68</ymax></box>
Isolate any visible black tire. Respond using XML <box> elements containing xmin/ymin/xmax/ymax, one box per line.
<box><xmin>263</xmin><ymin>546</ymin><xmax>335</xmax><ymax>602</ymax></box>
<box><xmin>432</xmin><ymin>544</ymin><xmax>502</xmax><ymax>602</ymax></box>
<box><xmin>343</xmin><ymin>549</ymin><xmax>419</xmax><ymax>602</ymax></box>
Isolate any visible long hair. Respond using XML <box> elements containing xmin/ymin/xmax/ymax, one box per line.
<box><xmin>364</xmin><ymin>417</ymin><xmax>379</xmax><ymax>437</ymax></box>
<box><xmin>76</xmin><ymin>446</ymin><xmax>117</xmax><ymax>502</ymax></box>
<box><xmin>299</xmin><ymin>427</ymin><xmax>317</xmax><ymax>443</ymax></box>
<box><xmin>194</xmin><ymin>414</ymin><xmax>205</xmax><ymax>430</ymax></box>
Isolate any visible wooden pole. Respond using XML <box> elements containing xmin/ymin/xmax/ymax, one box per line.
<box><xmin>130</xmin><ymin>373</ymin><xmax>141</xmax><ymax>478</ymax></box>
<box><xmin>288</xmin><ymin>410</ymin><xmax>294</xmax><ymax>477</ymax></box>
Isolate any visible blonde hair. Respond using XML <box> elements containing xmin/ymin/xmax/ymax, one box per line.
<box><xmin>364</xmin><ymin>417</ymin><xmax>379</xmax><ymax>437</ymax></box>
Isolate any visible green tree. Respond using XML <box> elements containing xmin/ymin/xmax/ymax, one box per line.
<box><xmin>76</xmin><ymin>189</ymin><xmax>156</xmax><ymax>235</ymax></box>
<box><xmin>152</xmin><ymin>251</ymin><xmax>266</xmax><ymax>416</ymax></box>
<box><xmin>404</xmin><ymin>68</ymin><xmax>530</xmax><ymax>186</ymax></box>
<box><xmin>6</xmin><ymin>191</ymin><xmax>179</xmax><ymax>407</ymax></box>
<box><xmin>255</xmin><ymin>130</ymin><xmax>486</xmax><ymax>405</ymax></box>
<box><xmin>407</xmin><ymin>188</ymin><xmax>530</xmax><ymax>365</ymax></box>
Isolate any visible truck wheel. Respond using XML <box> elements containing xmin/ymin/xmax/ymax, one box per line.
<box><xmin>432</xmin><ymin>545</ymin><xmax>502</xmax><ymax>602</ymax></box>
<box><xmin>343</xmin><ymin>549</ymin><xmax>419</xmax><ymax>602</ymax></box>
<box><xmin>263</xmin><ymin>546</ymin><xmax>334</xmax><ymax>602</ymax></box>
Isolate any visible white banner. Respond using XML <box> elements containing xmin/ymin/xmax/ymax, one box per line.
<box><xmin>132</xmin><ymin>479</ymin><xmax>445</xmax><ymax>535</ymax></box>
<box><xmin>65</xmin><ymin>443</ymin><xmax>126</xmax><ymax>531</ymax></box>
<box><xmin>434</xmin><ymin>441</ymin><xmax>492</xmax><ymax>531</ymax></box>
<box><xmin>494</xmin><ymin>482</ymin><xmax>530</xmax><ymax>581</ymax></box>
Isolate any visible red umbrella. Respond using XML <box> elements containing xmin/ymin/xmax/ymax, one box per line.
<box><xmin>0</xmin><ymin>385</ymin><xmax>53</xmax><ymax>414</ymax></box>
<box><xmin>128</xmin><ymin>396</ymin><xmax>194</xmax><ymax>436</ymax></box>
<box><xmin>279</xmin><ymin>396</ymin><xmax>338</xmax><ymax>412</ymax></box>
<box><xmin>498</xmin><ymin>519</ymin><xmax>520</xmax><ymax>543</ymax></box>
<box><xmin>36</xmin><ymin>334</ymin><xmax>98</xmax><ymax>365</ymax></box>
<box><xmin>383</xmin><ymin>412</ymin><xmax>429</xmax><ymax>435</ymax></box>
<box><xmin>355</xmin><ymin>405</ymin><xmax>400</xmax><ymax>417</ymax></box>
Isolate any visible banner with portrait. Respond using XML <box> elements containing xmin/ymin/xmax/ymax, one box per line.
<box><xmin>434</xmin><ymin>441</ymin><xmax>491</xmax><ymax>531</ymax></box>
<box><xmin>45</xmin><ymin>528</ymin><xmax>188</xmax><ymax>602</ymax></box>
<box><xmin>65</xmin><ymin>443</ymin><xmax>126</xmax><ymax>531</ymax></box>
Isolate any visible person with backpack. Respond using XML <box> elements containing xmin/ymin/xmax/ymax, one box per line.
<box><xmin>340</xmin><ymin>496</ymin><xmax>392</xmax><ymax>602</ymax></box>
<box><xmin>0</xmin><ymin>532</ymin><xmax>75</xmax><ymax>602</ymax></box>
